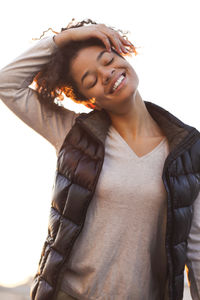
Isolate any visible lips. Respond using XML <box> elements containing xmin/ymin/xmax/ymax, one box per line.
<box><xmin>109</xmin><ymin>72</ymin><xmax>126</xmax><ymax>94</ymax></box>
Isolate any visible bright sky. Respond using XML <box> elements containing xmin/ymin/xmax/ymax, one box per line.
<box><xmin>0</xmin><ymin>0</ymin><xmax>199</xmax><ymax>287</ymax></box>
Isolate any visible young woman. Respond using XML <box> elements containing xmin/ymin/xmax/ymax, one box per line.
<box><xmin>0</xmin><ymin>19</ymin><xmax>199</xmax><ymax>300</ymax></box>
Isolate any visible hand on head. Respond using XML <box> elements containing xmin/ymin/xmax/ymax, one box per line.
<box><xmin>54</xmin><ymin>19</ymin><xmax>137</xmax><ymax>56</ymax></box>
<box><xmin>34</xmin><ymin>19</ymin><xmax>138</xmax><ymax>111</ymax></box>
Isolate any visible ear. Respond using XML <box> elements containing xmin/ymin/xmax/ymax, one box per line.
<box><xmin>85</xmin><ymin>98</ymin><xmax>102</xmax><ymax>111</ymax></box>
<box><xmin>93</xmin><ymin>103</ymin><xmax>102</xmax><ymax>111</ymax></box>
<box><xmin>84</xmin><ymin>102</ymin><xmax>102</xmax><ymax>110</ymax></box>
<box><xmin>91</xmin><ymin>98</ymin><xmax>102</xmax><ymax>111</ymax></box>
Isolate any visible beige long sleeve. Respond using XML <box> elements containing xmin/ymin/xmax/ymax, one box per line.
<box><xmin>0</xmin><ymin>36</ymin><xmax>78</xmax><ymax>156</ymax></box>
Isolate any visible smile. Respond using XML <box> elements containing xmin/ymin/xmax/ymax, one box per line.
<box><xmin>111</xmin><ymin>73</ymin><xmax>126</xmax><ymax>94</ymax></box>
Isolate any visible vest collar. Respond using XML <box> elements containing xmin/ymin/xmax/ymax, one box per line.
<box><xmin>76</xmin><ymin>101</ymin><xmax>196</xmax><ymax>153</ymax></box>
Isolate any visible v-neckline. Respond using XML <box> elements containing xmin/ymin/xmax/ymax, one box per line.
<box><xmin>110</xmin><ymin>125</ymin><xmax>167</xmax><ymax>162</ymax></box>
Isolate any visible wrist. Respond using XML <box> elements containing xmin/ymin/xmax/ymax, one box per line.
<box><xmin>53</xmin><ymin>30</ymin><xmax>72</xmax><ymax>48</ymax></box>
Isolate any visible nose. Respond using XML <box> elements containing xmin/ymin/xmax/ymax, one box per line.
<box><xmin>98</xmin><ymin>67</ymin><xmax>115</xmax><ymax>85</ymax></box>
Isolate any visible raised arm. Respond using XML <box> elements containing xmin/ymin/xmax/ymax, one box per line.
<box><xmin>0</xmin><ymin>35</ymin><xmax>78</xmax><ymax>156</ymax></box>
<box><xmin>0</xmin><ymin>23</ymin><xmax>134</xmax><ymax>156</ymax></box>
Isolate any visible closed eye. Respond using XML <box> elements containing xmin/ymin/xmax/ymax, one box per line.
<box><xmin>88</xmin><ymin>58</ymin><xmax>114</xmax><ymax>89</ymax></box>
<box><xmin>88</xmin><ymin>78</ymin><xmax>97</xmax><ymax>89</ymax></box>
<box><xmin>105</xmin><ymin>58</ymin><xmax>114</xmax><ymax>65</ymax></box>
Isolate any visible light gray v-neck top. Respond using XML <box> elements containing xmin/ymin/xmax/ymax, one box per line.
<box><xmin>0</xmin><ymin>35</ymin><xmax>200</xmax><ymax>299</ymax></box>
<box><xmin>59</xmin><ymin>125</ymin><xmax>169</xmax><ymax>300</ymax></box>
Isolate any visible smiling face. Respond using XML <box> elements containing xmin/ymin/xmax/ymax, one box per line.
<box><xmin>69</xmin><ymin>45</ymin><xmax>139</xmax><ymax>114</ymax></box>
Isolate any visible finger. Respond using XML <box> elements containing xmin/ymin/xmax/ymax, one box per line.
<box><xmin>118</xmin><ymin>35</ymin><xmax>137</xmax><ymax>54</ymax></box>
<box><xmin>107</xmin><ymin>30</ymin><xmax>130</xmax><ymax>54</ymax></box>
<box><xmin>98</xmin><ymin>27</ymin><xmax>122</xmax><ymax>53</ymax></box>
<box><xmin>107</xmin><ymin>34</ymin><xmax>123</xmax><ymax>54</ymax></box>
<box><xmin>118</xmin><ymin>39</ymin><xmax>130</xmax><ymax>54</ymax></box>
<box><xmin>95</xmin><ymin>32</ymin><xmax>112</xmax><ymax>52</ymax></box>
<box><xmin>98</xmin><ymin>26</ymin><xmax>132</xmax><ymax>54</ymax></box>
<box><xmin>116</xmin><ymin>43</ymin><xmax>129</xmax><ymax>54</ymax></box>
<box><xmin>119</xmin><ymin>35</ymin><xmax>133</xmax><ymax>49</ymax></box>
<box><xmin>120</xmin><ymin>36</ymin><xmax>133</xmax><ymax>46</ymax></box>
<box><xmin>111</xmin><ymin>35</ymin><xmax>130</xmax><ymax>54</ymax></box>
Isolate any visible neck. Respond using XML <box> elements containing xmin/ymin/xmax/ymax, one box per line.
<box><xmin>107</xmin><ymin>90</ymin><xmax>165</xmax><ymax>140</ymax></box>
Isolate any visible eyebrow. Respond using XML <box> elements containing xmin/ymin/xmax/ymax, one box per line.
<box><xmin>81</xmin><ymin>50</ymin><xmax>108</xmax><ymax>84</ymax></box>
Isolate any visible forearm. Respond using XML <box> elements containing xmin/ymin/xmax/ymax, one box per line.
<box><xmin>53</xmin><ymin>30</ymin><xmax>73</xmax><ymax>48</ymax></box>
<box><xmin>0</xmin><ymin>35</ymin><xmax>77</xmax><ymax>154</ymax></box>
<box><xmin>0</xmin><ymin>36</ymin><xmax>58</xmax><ymax>94</ymax></box>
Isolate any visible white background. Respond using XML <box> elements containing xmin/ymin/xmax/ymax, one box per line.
<box><xmin>0</xmin><ymin>0</ymin><xmax>199</xmax><ymax>288</ymax></box>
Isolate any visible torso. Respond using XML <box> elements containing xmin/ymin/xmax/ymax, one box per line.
<box><xmin>123</xmin><ymin>135</ymin><xmax>166</xmax><ymax>157</ymax></box>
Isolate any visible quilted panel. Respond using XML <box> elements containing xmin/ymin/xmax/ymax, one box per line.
<box><xmin>34</xmin><ymin>278</ymin><xmax>54</xmax><ymax>300</ymax></box>
<box><xmin>74</xmin><ymin>155</ymin><xmax>100</xmax><ymax>191</ymax></box>
<box><xmin>71</xmin><ymin>128</ymin><xmax>101</xmax><ymax>160</ymax></box>
<box><xmin>37</xmin><ymin>243</ymin><xmax>51</xmax><ymax>275</ymax></box>
<box><xmin>174</xmin><ymin>273</ymin><xmax>184</xmax><ymax>300</ymax></box>
<box><xmin>172</xmin><ymin>206</ymin><xmax>193</xmax><ymax>244</ymax></box>
<box><xmin>57</xmin><ymin>144</ymin><xmax>82</xmax><ymax>178</ymax></box>
<box><xmin>51</xmin><ymin>173</ymin><xmax>71</xmax><ymax>213</ymax></box>
<box><xmin>172</xmin><ymin>241</ymin><xmax>187</xmax><ymax>275</ymax></box>
<box><xmin>67</xmin><ymin>125</ymin><xmax>82</xmax><ymax>145</ymax></box>
<box><xmin>63</xmin><ymin>183</ymin><xmax>91</xmax><ymax>225</ymax></box>
<box><xmin>170</xmin><ymin>174</ymin><xmax>196</xmax><ymax>208</ymax></box>
<box><xmin>53</xmin><ymin>217</ymin><xmax>80</xmax><ymax>254</ymax></box>
<box><xmin>48</xmin><ymin>207</ymin><xmax>61</xmax><ymax>239</ymax></box>
<box><xmin>42</xmin><ymin>248</ymin><xmax>64</xmax><ymax>286</ymax></box>
<box><xmin>189</xmin><ymin>139</ymin><xmax>200</xmax><ymax>173</ymax></box>
<box><xmin>74</xmin><ymin>128</ymin><xmax>89</xmax><ymax>149</ymax></box>
<box><xmin>30</xmin><ymin>276</ymin><xmax>39</xmax><ymax>300</ymax></box>
<box><xmin>174</xmin><ymin>151</ymin><xmax>194</xmax><ymax>175</ymax></box>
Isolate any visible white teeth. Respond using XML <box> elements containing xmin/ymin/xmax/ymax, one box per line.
<box><xmin>112</xmin><ymin>75</ymin><xmax>125</xmax><ymax>92</ymax></box>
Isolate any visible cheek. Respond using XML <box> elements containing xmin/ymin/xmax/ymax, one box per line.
<box><xmin>71</xmin><ymin>77</ymin><xmax>89</xmax><ymax>99</ymax></box>
<box><xmin>83</xmin><ymin>85</ymin><xmax>104</xmax><ymax>101</ymax></box>
<box><xmin>130</xmin><ymin>66</ymin><xmax>139</xmax><ymax>80</ymax></box>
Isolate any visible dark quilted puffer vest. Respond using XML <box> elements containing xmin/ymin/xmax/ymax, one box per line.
<box><xmin>30</xmin><ymin>101</ymin><xmax>200</xmax><ymax>300</ymax></box>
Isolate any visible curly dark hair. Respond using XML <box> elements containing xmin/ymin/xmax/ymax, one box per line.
<box><xmin>33</xmin><ymin>18</ymin><xmax>138</xmax><ymax>111</ymax></box>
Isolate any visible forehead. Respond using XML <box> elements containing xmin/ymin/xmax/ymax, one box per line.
<box><xmin>77</xmin><ymin>45</ymin><xmax>106</xmax><ymax>57</ymax></box>
<box><xmin>70</xmin><ymin>46</ymin><xmax>106</xmax><ymax>70</ymax></box>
